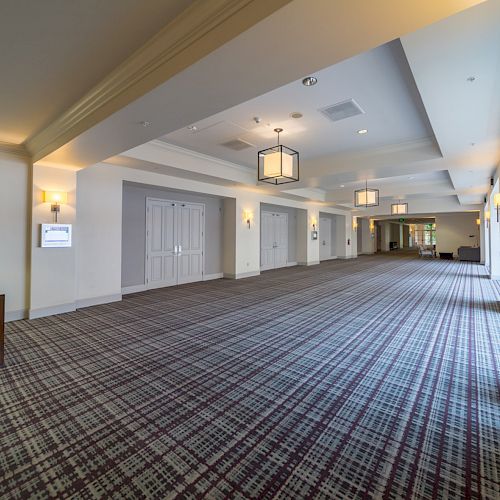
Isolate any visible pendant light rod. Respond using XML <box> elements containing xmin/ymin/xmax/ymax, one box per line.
<box><xmin>274</xmin><ymin>128</ymin><xmax>283</xmax><ymax>146</ymax></box>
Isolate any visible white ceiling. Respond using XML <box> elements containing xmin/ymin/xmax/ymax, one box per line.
<box><xmin>0</xmin><ymin>0</ymin><xmax>193</xmax><ymax>144</ymax></box>
<box><xmin>150</xmin><ymin>0</ymin><xmax>499</xmax><ymax>214</ymax></box>
<box><xmin>161</xmin><ymin>40</ymin><xmax>434</xmax><ymax>165</ymax></box>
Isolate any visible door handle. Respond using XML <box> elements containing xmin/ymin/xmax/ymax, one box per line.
<box><xmin>173</xmin><ymin>245</ymin><xmax>178</xmax><ymax>255</ymax></box>
<box><xmin>178</xmin><ymin>245</ymin><xmax>182</xmax><ymax>255</ymax></box>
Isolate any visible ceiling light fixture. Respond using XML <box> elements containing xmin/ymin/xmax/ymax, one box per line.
<box><xmin>357</xmin><ymin>129</ymin><xmax>368</xmax><ymax>135</ymax></box>
<box><xmin>258</xmin><ymin>128</ymin><xmax>299</xmax><ymax>185</ymax></box>
<box><xmin>302</xmin><ymin>76</ymin><xmax>317</xmax><ymax>86</ymax></box>
<box><xmin>340</xmin><ymin>184</ymin><xmax>345</xmax><ymax>188</ymax></box>
<box><xmin>391</xmin><ymin>200</ymin><xmax>408</xmax><ymax>215</ymax></box>
<box><xmin>290</xmin><ymin>112</ymin><xmax>303</xmax><ymax>119</ymax></box>
<box><xmin>139</xmin><ymin>121</ymin><xmax>152</xmax><ymax>127</ymax></box>
<box><xmin>467</xmin><ymin>76</ymin><xmax>476</xmax><ymax>82</ymax></box>
<box><xmin>354</xmin><ymin>180</ymin><xmax>379</xmax><ymax>208</ymax></box>
<box><xmin>187</xmin><ymin>125</ymin><xmax>198</xmax><ymax>132</ymax></box>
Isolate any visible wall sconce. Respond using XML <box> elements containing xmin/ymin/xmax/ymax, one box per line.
<box><xmin>242</xmin><ymin>209</ymin><xmax>253</xmax><ymax>229</ymax></box>
<box><xmin>43</xmin><ymin>191</ymin><xmax>67</xmax><ymax>223</ymax></box>
<box><xmin>353</xmin><ymin>216</ymin><xmax>358</xmax><ymax>231</ymax></box>
<box><xmin>310</xmin><ymin>216</ymin><xmax>317</xmax><ymax>231</ymax></box>
<box><xmin>369</xmin><ymin>219</ymin><xmax>375</xmax><ymax>233</ymax></box>
<box><xmin>494</xmin><ymin>193</ymin><xmax>500</xmax><ymax>223</ymax></box>
<box><xmin>476</xmin><ymin>218</ymin><xmax>481</xmax><ymax>226</ymax></box>
<box><xmin>485</xmin><ymin>210</ymin><xmax>490</xmax><ymax>228</ymax></box>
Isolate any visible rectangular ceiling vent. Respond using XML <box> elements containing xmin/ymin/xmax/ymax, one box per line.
<box><xmin>320</xmin><ymin>98</ymin><xmax>365</xmax><ymax>122</ymax></box>
<box><xmin>220</xmin><ymin>138</ymin><xmax>254</xmax><ymax>151</ymax></box>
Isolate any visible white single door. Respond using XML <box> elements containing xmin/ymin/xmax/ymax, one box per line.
<box><xmin>260</xmin><ymin>211</ymin><xmax>288</xmax><ymax>270</ymax></box>
<box><xmin>146</xmin><ymin>199</ymin><xmax>204</xmax><ymax>288</ymax></box>
<box><xmin>147</xmin><ymin>201</ymin><xmax>177</xmax><ymax>288</ymax></box>
<box><xmin>319</xmin><ymin>217</ymin><xmax>332</xmax><ymax>261</ymax></box>
<box><xmin>260</xmin><ymin>212</ymin><xmax>275</xmax><ymax>271</ymax></box>
<box><xmin>274</xmin><ymin>213</ymin><xmax>288</xmax><ymax>268</ymax></box>
<box><xmin>177</xmin><ymin>204</ymin><xmax>204</xmax><ymax>284</ymax></box>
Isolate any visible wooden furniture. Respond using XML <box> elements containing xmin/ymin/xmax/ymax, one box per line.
<box><xmin>439</xmin><ymin>252</ymin><xmax>454</xmax><ymax>260</ymax></box>
<box><xmin>0</xmin><ymin>294</ymin><xmax>4</xmax><ymax>367</ymax></box>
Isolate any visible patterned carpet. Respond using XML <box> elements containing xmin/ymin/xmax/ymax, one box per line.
<box><xmin>1</xmin><ymin>254</ymin><xmax>499</xmax><ymax>499</ymax></box>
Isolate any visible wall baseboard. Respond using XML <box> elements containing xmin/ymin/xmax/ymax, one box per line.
<box><xmin>223</xmin><ymin>270</ymin><xmax>260</xmax><ymax>279</ymax></box>
<box><xmin>319</xmin><ymin>256</ymin><xmax>338</xmax><ymax>262</ymax></box>
<box><xmin>29</xmin><ymin>302</ymin><xmax>76</xmax><ymax>320</ymax></box>
<box><xmin>122</xmin><ymin>284</ymin><xmax>147</xmax><ymax>295</ymax></box>
<box><xmin>5</xmin><ymin>309</ymin><xmax>28</xmax><ymax>322</ymax></box>
<box><xmin>203</xmin><ymin>273</ymin><xmax>223</xmax><ymax>281</ymax></box>
<box><xmin>337</xmin><ymin>255</ymin><xmax>356</xmax><ymax>259</ymax></box>
<box><xmin>77</xmin><ymin>294</ymin><xmax>122</xmax><ymax>309</ymax></box>
<box><xmin>298</xmin><ymin>260</ymin><xmax>320</xmax><ymax>266</ymax></box>
<box><xmin>286</xmin><ymin>261</ymin><xmax>298</xmax><ymax>267</ymax></box>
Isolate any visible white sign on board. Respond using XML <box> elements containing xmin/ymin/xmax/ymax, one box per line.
<box><xmin>41</xmin><ymin>224</ymin><xmax>72</xmax><ymax>248</ymax></box>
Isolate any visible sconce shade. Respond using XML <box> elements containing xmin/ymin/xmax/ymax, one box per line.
<box><xmin>495</xmin><ymin>193</ymin><xmax>500</xmax><ymax>207</ymax></box>
<box><xmin>476</xmin><ymin>218</ymin><xmax>481</xmax><ymax>226</ymax></box>
<box><xmin>485</xmin><ymin>210</ymin><xmax>490</xmax><ymax>220</ymax></box>
<box><xmin>391</xmin><ymin>202</ymin><xmax>408</xmax><ymax>215</ymax></box>
<box><xmin>43</xmin><ymin>191</ymin><xmax>67</xmax><ymax>204</ymax></box>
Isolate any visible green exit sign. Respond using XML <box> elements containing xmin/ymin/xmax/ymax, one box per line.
<box><xmin>399</xmin><ymin>218</ymin><xmax>405</xmax><ymax>223</ymax></box>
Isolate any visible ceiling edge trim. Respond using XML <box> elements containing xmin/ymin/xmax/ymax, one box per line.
<box><xmin>0</xmin><ymin>141</ymin><xmax>30</xmax><ymax>160</ymax></box>
<box><xmin>147</xmin><ymin>140</ymin><xmax>253</xmax><ymax>174</ymax></box>
<box><xmin>26</xmin><ymin>0</ymin><xmax>292</xmax><ymax>163</ymax></box>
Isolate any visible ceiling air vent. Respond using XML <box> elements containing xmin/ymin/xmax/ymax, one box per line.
<box><xmin>220</xmin><ymin>138</ymin><xmax>254</xmax><ymax>151</ymax></box>
<box><xmin>320</xmin><ymin>98</ymin><xmax>364</xmax><ymax>122</ymax></box>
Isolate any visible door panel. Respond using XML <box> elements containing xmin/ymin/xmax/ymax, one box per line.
<box><xmin>147</xmin><ymin>199</ymin><xmax>204</xmax><ymax>288</ymax></box>
<box><xmin>177</xmin><ymin>204</ymin><xmax>204</xmax><ymax>284</ymax></box>
<box><xmin>261</xmin><ymin>211</ymin><xmax>288</xmax><ymax>270</ymax></box>
<box><xmin>275</xmin><ymin>214</ymin><xmax>288</xmax><ymax>268</ymax></box>
<box><xmin>320</xmin><ymin>217</ymin><xmax>332</xmax><ymax>261</ymax></box>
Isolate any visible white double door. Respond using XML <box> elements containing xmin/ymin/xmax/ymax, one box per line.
<box><xmin>261</xmin><ymin>211</ymin><xmax>288</xmax><ymax>270</ymax></box>
<box><xmin>146</xmin><ymin>198</ymin><xmax>204</xmax><ymax>288</ymax></box>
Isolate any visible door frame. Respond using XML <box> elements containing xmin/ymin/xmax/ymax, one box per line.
<box><xmin>145</xmin><ymin>197</ymin><xmax>205</xmax><ymax>288</ymax></box>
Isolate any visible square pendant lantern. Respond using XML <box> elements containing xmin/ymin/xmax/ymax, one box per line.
<box><xmin>258</xmin><ymin>128</ymin><xmax>299</xmax><ymax>185</ymax></box>
<box><xmin>354</xmin><ymin>181</ymin><xmax>379</xmax><ymax>208</ymax></box>
<box><xmin>391</xmin><ymin>202</ymin><xmax>408</xmax><ymax>215</ymax></box>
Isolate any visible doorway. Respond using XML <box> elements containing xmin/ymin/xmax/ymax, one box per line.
<box><xmin>319</xmin><ymin>217</ymin><xmax>332</xmax><ymax>261</ymax></box>
<box><xmin>146</xmin><ymin>198</ymin><xmax>204</xmax><ymax>288</ymax></box>
<box><xmin>261</xmin><ymin>211</ymin><xmax>288</xmax><ymax>270</ymax></box>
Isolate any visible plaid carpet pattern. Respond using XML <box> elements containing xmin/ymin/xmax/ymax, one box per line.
<box><xmin>1</xmin><ymin>255</ymin><xmax>499</xmax><ymax>499</ymax></box>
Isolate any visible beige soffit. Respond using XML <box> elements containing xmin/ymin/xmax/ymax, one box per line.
<box><xmin>26</xmin><ymin>0</ymin><xmax>292</xmax><ymax>163</ymax></box>
<box><xmin>0</xmin><ymin>141</ymin><xmax>30</xmax><ymax>160</ymax></box>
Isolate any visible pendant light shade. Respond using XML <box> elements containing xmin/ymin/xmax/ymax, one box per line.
<box><xmin>391</xmin><ymin>201</ymin><xmax>408</xmax><ymax>215</ymax></box>
<box><xmin>354</xmin><ymin>180</ymin><xmax>379</xmax><ymax>207</ymax></box>
<box><xmin>258</xmin><ymin>128</ymin><xmax>299</xmax><ymax>185</ymax></box>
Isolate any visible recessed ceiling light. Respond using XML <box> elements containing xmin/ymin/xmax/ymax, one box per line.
<box><xmin>187</xmin><ymin>125</ymin><xmax>198</xmax><ymax>132</ymax></box>
<box><xmin>357</xmin><ymin>129</ymin><xmax>368</xmax><ymax>134</ymax></box>
<box><xmin>290</xmin><ymin>112</ymin><xmax>303</xmax><ymax>119</ymax></box>
<box><xmin>467</xmin><ymin>76</ymin><xmax>476</xmax><ymax>82</ymax></box>
<box><xmin>302</xmin><ymin>76</ymin><xmax>317</xmax><ymax>86</ymax></box>
<box><xmin>139</xmin><ymin>121</ymin><xmax>152</xmax><ymax>127</ymax></box>
<box><xmin>340</xmin><ymin>184</ymin><xmax>345</xmax><ymax>188</ymax></box>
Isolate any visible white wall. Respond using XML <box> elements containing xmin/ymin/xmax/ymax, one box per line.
<box><xmin>0</xmin><ymin>152</ymin><xmax>29</xmax><ymax>320</ymax></box>
<box><xmin>30</xmin><ymin>164</ymin><xmax>77</xmax><ymax>318</ymax></box>
<box><xmin>435</xmin><ymin>212</ymin><xmax>479</xmax><ymax>255</ymax></box>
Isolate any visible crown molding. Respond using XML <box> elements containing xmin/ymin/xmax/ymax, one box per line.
<box><xmin>26</xmin><ymin>0</ymin><xmax>291</xmax><ymax>163</ymax></box>
<box><xmin>148</xmin><ymin>139</ymin><xmax>252</xmax><ymax>174</ymax></box>
<box><xmin>0</xmin><ymin>141</ymin><xmax>30</xmax><ymax>160</ymax></box>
